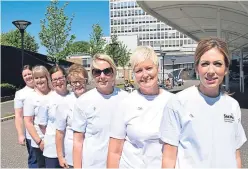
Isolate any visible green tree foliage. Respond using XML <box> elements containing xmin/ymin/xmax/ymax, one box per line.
<box><xmin>0</xmin><ymin>29</ymin><xmax>39</xmax><ymax>52</ymax></box>
<box><xmin>106</xmin><ymin>34</ymin><xmax>130</xmax><ymax>67</ymax></box>
<box><xmin>89</xmin><ymin>24</ymin><xmax>106</xmax><ymax>56</ymax></box>
<box><xmin>39</xmin><ymin>0</ymin><xmax>75</xmax><ymax>63</ymax></box>
<box><xmin>69</xmin><ymin>41</ymin><xmax>90</xmax><ymax>54</ymax></box>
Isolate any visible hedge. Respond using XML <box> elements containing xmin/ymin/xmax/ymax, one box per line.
<box><xmin>1</xmin><ymin>83</ymin><xmax>17</xmax><ymax>97</ymax></box>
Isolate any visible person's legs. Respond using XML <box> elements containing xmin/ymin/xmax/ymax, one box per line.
<box><xmin>26</xmin><ymin>139</ymin><xmax>37</xmax><ymax>168</ymax></box>
<box><xmin>33</xmin><ymin>148</ymin><xmax>45</xmax><ymax>168</ymax></box>
<box><xmin>45</xmin><ymin>157</ymin><xmax>61</xmax><ymax>168</ymax></box>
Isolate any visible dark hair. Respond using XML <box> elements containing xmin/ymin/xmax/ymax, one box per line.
<box><xmin>194</xmin><ymin>37</ymin><xmax>230</xmax><ymax>68</ymax></box>
<box><xmin>22</xmin><ymin>65</ymin><xmax>32</xmax><ymax>71</ymax></box>
<box><xmin>49</xmin><ymin>64</ymin><xmax>66</xmax><ymax>77</ymax></box>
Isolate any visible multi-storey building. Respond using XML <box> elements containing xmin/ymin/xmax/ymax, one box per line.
<box><xmin>109</xmin><ymin>0</ymin><xmax>196</xmax><ymax>55</ymax></box>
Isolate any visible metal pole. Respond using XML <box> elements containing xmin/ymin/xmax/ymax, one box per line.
<box><xmin>21</xmin><ymin>29</ymin><xmax>24</xmax><ymax>68</ymax></box>
<box><xmin>240</xmin><ymin>48</ymin><xmax>244</xmax><ymax>93</ymax></box>
<box><xmin>172</xmin><ymin>61</ymin><xmax>175</xmax><ymax>87</ymax></box>
<box><xmin>162</xmin><ymin>55</ymin><xmax>165</xmax><ymax>84</ymax></box>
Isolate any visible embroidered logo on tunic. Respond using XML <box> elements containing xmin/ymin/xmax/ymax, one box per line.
<box><xmin>137</xmin><ymin>107</ymin><xmax>143</xmax><ymax>110</ymax></box>
<box><xmin>224</xmin><ymin>113</ymin><xmax>234</xmax><ymax>123</ymax></box>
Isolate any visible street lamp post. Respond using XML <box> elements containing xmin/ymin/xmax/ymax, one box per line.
<box><xmin>161</xmin><ymin>52</ymin><xmax>166</xmax><ymax>85</ymax></box>
<box><xmin>12</xmin><ymin>20</ymin><xmax>31</xmax><ymax>68</ymax></box>
<box><xmin>171</xmin><ymin>57</ymin><xmax>176</xmax><ymax>87</ymax></box>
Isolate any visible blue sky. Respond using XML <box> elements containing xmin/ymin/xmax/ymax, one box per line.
<box><xmin>1</xmin><ymin>1</ymin><xmax>110</xmax><ymax>54</ymax></box>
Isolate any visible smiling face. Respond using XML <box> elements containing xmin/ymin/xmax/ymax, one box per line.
<box><xmin>33</xmin><ymin>72</ymin><xmax>49</xmax><ymax>93</ymax></box>
<box><xmin>51</xmin><ymin>70</ymin><xmax>67</xmax><ymax>95</ymax></box>
<box><xmin>134</xmin><ymin>59</ymin><xmax>159</xmax><ymax>94</ymax></box>
<box><xmin>22</xmin><ymin>69</ymin><xmax>34</xmax><ymax>88</ymax></box>
<box><xmin>70</xmin><ymin>73</ymin><xmax>87</xmax><ymax>97</ymax></box>
<box><xmin>196</xmin><ymin>47</ymin><xmax>227</xmax><ymax>96</ymax></box>
<box><xmin>92</xmin><ymin>59</ymin><xmax>114</xmax><ymax>93</ymax></box>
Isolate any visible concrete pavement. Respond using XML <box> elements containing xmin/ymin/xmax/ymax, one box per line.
<box><xmin>1</xmin><ymin>100</ymin><xmax>14</xmax><ymax>118</ymax></box>
<box><xmin>1</xmin><ymin>109</ymin><xmax>248</xmax><ymax>168</ymax></box>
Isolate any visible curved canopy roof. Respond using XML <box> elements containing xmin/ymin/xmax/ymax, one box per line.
<box><xmin>137</xmin><ymin>1</ymin><xmax>248</xmax><ymax>52</ymax></box>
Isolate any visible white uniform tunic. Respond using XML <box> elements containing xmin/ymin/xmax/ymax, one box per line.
<box><xmin>23</xmin><ymin>90</ymin><xmax>52</xmax><ymax>148</ymax></box>
<box><xmin>14</xmin><ymin>86</ymin><xmax>34</xmax><ymax>139</ymax></box>
<box><xmin>72</xmin><ymin>88</ymin><xmax>128</xmax><ymax>168</ymax></box>
<box><xmin>39</xmin><ymin>91</ymin><xmax>71</xmax><ymax>158</ymax></box>
<box><xmin>56</xmin><ymin>92</ymin><xmax>77</xmax><ymax>166</ymax></box>
<box><xmin>110</xmin><ymin>89</ymin><xmax>173</xmax><ymax>168</ymax></box>
<box><xmin>160</xmin><ymin>86</ymin><xmax>247</xmax><ymax>168</ymax></box>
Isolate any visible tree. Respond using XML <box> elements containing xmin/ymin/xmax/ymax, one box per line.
<box><xmin>117</xmin><ymin>43</ymin><xmax>131</xmax><ymax>78</ymax></box>
<box><xmin>0</xmin><ymin>29</ymin><xmax>39</xmax><ymax>52</ymax></box>
<box><xmin>106</xmin><ymin>34</ymin><xmax>130</xmax><ymax>67</ymax></box>
<box><xmin>39</xmin><ymin>0</ymin><xmax>75</xmax><ymax>63</ymax></box>
<box><xmin>69</xmin><ymin>41</ymin><xmax>90</xmax><ymax>54</ymax></box>
<box><xmin>89</xmin><ymin>24</ymin><xmax>106</xmax><ymax>56</ymax></box>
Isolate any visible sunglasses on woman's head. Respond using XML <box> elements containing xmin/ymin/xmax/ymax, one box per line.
<box><xmin>92</xmin><ymin>67</ymin><xmax>113</xmax><ymax>77</ymax></box>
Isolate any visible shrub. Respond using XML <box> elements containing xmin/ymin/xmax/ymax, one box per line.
<box><xmin>1</xmin><ymin>83</ymin><xmax>17</xmax><ymax>97</ymax></box>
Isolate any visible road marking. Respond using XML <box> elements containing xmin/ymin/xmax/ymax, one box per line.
<box><xmin>0</xmin><ymin>100</ymin><xmax>14</xmax><ymax>104</ymax></box>
<box><xmin>1</xmin><ymin>114</ymin><xmax>15</xmax><ymax>122</ymax></box>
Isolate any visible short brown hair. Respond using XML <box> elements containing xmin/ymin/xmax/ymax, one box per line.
<box><xmin>22</xmin><ymin>65</ymin><xmax>32</xmax><ymax>71</ymax></box>
<box><xmin>67</xmin><ymin>64</ymin><xmax>88</xmax><ymax>83</ymax></box>
<box><xmin>49</xmin><ymin>64</ymin><xmax>66</xmax><ymax>77</ymax></box>
<box><xmin>194</xmin><ymin>37</ymin><xmax>230</xmax><ymax>68</ymax></box>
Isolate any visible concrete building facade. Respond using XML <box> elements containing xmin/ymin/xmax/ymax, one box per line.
<box><xmin>109</xmin><ymin>0</ymin><xmax>197</xmax><ymax>55</ymax></box>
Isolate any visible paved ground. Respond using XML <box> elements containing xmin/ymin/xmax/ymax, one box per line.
<box><xmin>1</xmin><ymin>109</ymin><xmax>248</xmax><ymax>168</ymax></box>
<box><xmin>1</xmin><ymin>100</ymin><xmax>14</xmax><ymax>117</ymax></box>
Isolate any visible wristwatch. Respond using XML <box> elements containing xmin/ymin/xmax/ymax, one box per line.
<box><xmin>37</xmin><ymin>139</ymin><xmax>42</xmax><ymax>146</ymax></box>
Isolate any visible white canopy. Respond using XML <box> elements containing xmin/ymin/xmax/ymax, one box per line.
<box><xmin>137</xmin><ymin>1</ymin><xmax>248</xmax><ymax>52</ymax></box>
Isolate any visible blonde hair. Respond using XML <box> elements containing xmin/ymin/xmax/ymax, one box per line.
<box><xmin>32</xmin><ymin>65</ymin><xmax>53</xmax><ymax>90</ymax></box>
<box><xmin>130</xmin><ymin>46</ymin><xmax>158</xmax><ymax>70</ymax></box>
<box><xmin>90</xmin><ymin>53</ymin><xmax>117</xmax><ymax>78</ymax></box>
<box><xmin>67</xmin><ymin>64</ymin><xmax>89</xmax><ymax>83</ymax></box>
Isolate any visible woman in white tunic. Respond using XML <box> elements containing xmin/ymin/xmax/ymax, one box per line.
<box><xmin>72</xmin><ymin>54</ymin><xmax>128</xmax><ymax>168</ymax></box>
<box><xmin>107</xmin><ymin>46</ymin><xmax>173</xmax><ymax>168</ymax></box>
<box><xmin>55</xmin><ymin>64</ymin><xmax>88</xmax><ymax>168</ymax></box>
<box><xmin>38</xmin><ymin>65</ymin><xmax>71</xmax><ymax>168</ymax></box>
<box><xmin>14</xmin><ymin>65</ymin><xmax>37</xmax><ymax>168</ymax></box>
<box><xmin>24</xmin><ymin>65</ymin><xmax>53</xmax><ymax>168</ymax></box>
<box><xmin>160</xmin><ymin>37</ymin><xmax>247</xmax><ymax>168</ymax></box>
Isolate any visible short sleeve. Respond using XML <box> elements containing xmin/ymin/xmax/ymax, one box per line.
<box><xmin>37</xmin><ymin>105</ymin><xmax>49</xmax><ymax>126</ymax></box>
<box><xmin>109</xmin><ymin>101</ymin><xmax>126</xmax><ymax>139</ymax></box>
<box><xmin>159</xmin><ymin>97</ymin><xmax>181</xmax><ymax>146</ymax></box>
<box><xmin>23</xmin><ymin>97</ymin><xmax>35</xmax><ymax>117</ymax></box>
<box><xmin>72</xmin><ymin>100</ymin><xmax>87</xmax><ymax>133</ymax></box>
<box><xmin>56</xmin><ymin>103</ymin><xmax>68</xmax><ymax>131</ymax></box>
<box><xmin>235</xmin><ymin>104</ymin><xmax>247</xmax><ymax>149</ymax></box>
<box><xmin>14</xmin><ymin>91</ymin><xmax>23</xmax><ymax>109</ymax></box>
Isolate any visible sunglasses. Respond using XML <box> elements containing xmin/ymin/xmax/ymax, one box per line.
<box><xmin>92</xmin><ymin>67</ymin><xmax>113</xmax><ymax>77</ymax></box>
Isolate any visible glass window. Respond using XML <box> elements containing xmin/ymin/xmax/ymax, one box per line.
<box><xmin>180</xmin><ymin>40</ymin><xmax>183</xmax><ymax>45</ymax></box>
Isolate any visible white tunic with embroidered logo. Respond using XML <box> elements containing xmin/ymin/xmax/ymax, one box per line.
<box><xmin>23</xmin><ymin>90</ymin><xmax>52</xmax><ymax>148</ymax></box>
<box><xmin>39</xmin><ymin>91</ymin><xmax>72</xmax><ymax>158</ymax></box>
<box><xmin>56</xmin><ymin>92</ymin><xmax>77</xmax><ymax>166</ymax></box>
<box><xmin>14</xmin><ymin>86</ymin><xmax>34</xmax><ymax>139</ymax></box>
<box><xmin>160</xmin><ymin>86</ymin><xmax>247</xmax><ymax>168</ymax></box>
<box><xmin>110</xmin><ymin>89</ymin><xmax>173</xmax><ymax>168</ymax></box>
<box><xmin>72</xmin><ymin>88</ymin><xmax>128</xmax><ymax>168</ymax></box>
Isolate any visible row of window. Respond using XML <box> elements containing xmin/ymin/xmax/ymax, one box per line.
<box><xmin>110</xmin><ymin>27</ymin><xmax>181</xmax><ymax>35</ymax></box>
<box><xmin>110</xmin><ymin>9</ymin><xmax>145</xmax><ymax>17</ymax></box>
<box><xmin>140</xmin><ymin>39</ymin><xmax>195</xmax><ymax>47</ymax></box>
<box><xmin>110</xmin><ymin>1</ymin><xmax>138</xmax><ymax>9</ymax></box>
